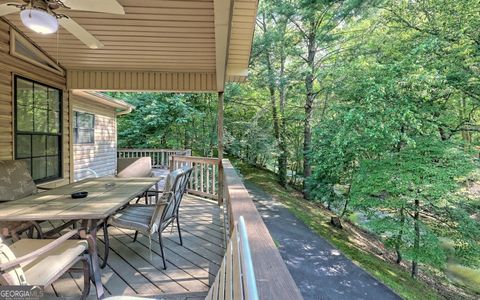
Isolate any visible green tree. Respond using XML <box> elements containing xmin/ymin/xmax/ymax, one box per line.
<box><xmin>285</xmin><ymin>0</ymin><xmax>367</xmax><ymax>197</ymax></box>
<box><xmin>114</xmin><ymin>92</ymin><xmax>217</xmax><ymax>155</ymax></box>
<box><xmin>351</xmin><ymin>138</ymin><xmax>480</xmax><ymax>277</ymax></box>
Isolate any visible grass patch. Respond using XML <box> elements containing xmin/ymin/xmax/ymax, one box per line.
<box><xmin>232</xmin><ymin>159</ymin><xmax>443</xmax><ymax>300</ymax></box>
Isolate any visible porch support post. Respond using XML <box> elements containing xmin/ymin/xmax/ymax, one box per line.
<box><xmin>217</xmin><ymin>91</ymin><xmax>224</xmax><ymax>205</ymax></box>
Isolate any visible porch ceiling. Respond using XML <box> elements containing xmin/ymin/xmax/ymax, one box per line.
<box><xmin>0</xmin><ymin>0</ymin><xmax>257</xmax><ymax>91</ymax></box>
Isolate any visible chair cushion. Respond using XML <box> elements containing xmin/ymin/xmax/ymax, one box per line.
<box><xmin>0</xmin><ymin>243</ymin><xmax>27</xmax><ymax>285</ymax></box>
<box><xmin>109</xmin><ymin>204</ymin><xmax>165</xmax><ymax>234</ymax></box>
<box><xmin>164</xmin><ymin>169</ymin><xmax>183</xmax><ymax>192</ymax></box>
<box><xmin>117</xmin><ymin>157</ymin><xmax>153</xmax><ymax>178</ymax></box>
<box><xmin>9</xmin><ymin>239</ymin><xmax>88</xmax><ymax>286</ymax></box>
<box><xmin>0</xmin><ymin>160</ymin><xmax>37</xmax><ymax>201</ymax></box>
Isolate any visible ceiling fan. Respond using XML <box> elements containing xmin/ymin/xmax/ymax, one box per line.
<box><xmin>0</xmin><ymin>0</ymin><xmax>125</xmax><ymax>49</ymax></box>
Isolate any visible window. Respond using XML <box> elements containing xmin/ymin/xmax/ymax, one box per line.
<box><xmin>73</xmin><ymin>111</ymin><xmax>95</xmax><ymax>144</ymax></box>
<box><xmin>14</xmin><ymin>76</ymin><xmax>62</xmax><ymax>183</ymax></box>
<box><xmin>10</xmin><ymin>30</ymin><xmax>64</xmax><ymax>76</ymax></box>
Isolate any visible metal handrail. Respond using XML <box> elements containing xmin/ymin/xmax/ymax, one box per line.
<box><xmin>238</xmin><ymin>216</ymin><xmax>259</xmax><ymax>300</ymax></box>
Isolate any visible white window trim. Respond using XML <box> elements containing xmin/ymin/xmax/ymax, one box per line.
<box><xmin>73</xmin><ymin>110</ymin><xmax>96</xmax><ymax>145</ymax></box>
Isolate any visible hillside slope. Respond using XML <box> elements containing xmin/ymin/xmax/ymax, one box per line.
<box><xmin>233</xmin><ymin>160</ymin><xmax>476</xmax><ymax>300</ymax></box>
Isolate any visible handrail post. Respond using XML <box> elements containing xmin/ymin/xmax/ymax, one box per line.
<box><xmin>169</xmin><ymin>156</ymin><xmax>174</xmax><ymax>171</ymax></box>
<box><xmin>217</xmin><ymin>91</ymin><xmax>224</xmax><ymax>205</ymax></box>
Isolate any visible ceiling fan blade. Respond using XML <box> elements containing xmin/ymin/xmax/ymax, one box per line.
<box><xmin>0</xmin><ymin>3</ymin><xmax>20</xmax><ymax>17</ymax></box>
<box><xmin>60</xmin><ymin>0</ymin><xmax>125</xmax><ymax>15</ymax></box>
<box><xmin>58</xmin><ymin>17</ymin><xmax>104</xmax><ymax>49</ymax></box>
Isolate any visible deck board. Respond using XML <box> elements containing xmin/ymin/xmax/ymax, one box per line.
<box><xmin>109</xmin><ymin>228</ymin><xmax>209</xmax><ymax>291</ymax></box>
<box><xmin>39</xmin><ymin>194</ymin><xmax>224</xmax><ymax>298</ymax></box>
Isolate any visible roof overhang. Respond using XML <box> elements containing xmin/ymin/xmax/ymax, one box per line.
<box><xmin>0</xmin><ymin>0</ymin><xmax>258</xmax><ymax>92</ymax></box>
<box><xmin>71</xmin><ymin>90</ymin><xmax>133</xmax><ymax>114</ymax></box>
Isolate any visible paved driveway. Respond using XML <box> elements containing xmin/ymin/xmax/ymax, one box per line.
<box><xmin>244</xmin><ymin>181</ymin><xmax>401</xmax><ymax>300</ymax></box>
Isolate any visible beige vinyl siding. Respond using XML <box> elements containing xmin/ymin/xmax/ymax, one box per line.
<box><xmin>0</xmin><ymin>19</ymin><xmax>70</xmax><ymax>187</ymax></box>
<box><xmin>67</xmin><ymin>70</ymin><xmax>217</xmax><ymax>92</ymax></box>
<box><xmin>4</xmin><ymin>0</ymin><xmax>217</xmax><ymax>73</ymax></box>
<box><xmin>2</xmin><ymin>0</ymin><xmax>257</xmax><ymax>84</ymax></box>
<box><xmin>71</xmin><ymin>94</ymin><xmax>117</xmax><ymax>181</ymax></box>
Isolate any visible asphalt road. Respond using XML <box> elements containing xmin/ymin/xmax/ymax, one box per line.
<box><xmin>244</xmin><ymin>180</ymin><xmax>402</xmax><ymax>300</ymax></box>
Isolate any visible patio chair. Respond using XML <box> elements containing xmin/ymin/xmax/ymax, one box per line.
<box><xmin>0</xmin><ymin>160</ymin><xmax>48</xmax><ymax>240</ymax></box>
<box><xmin>103</xmin><ymin>216</ymin><xmax>259</xmax><ymax>300</ymax></box>
<box><xmin>135</xmin><ymin>165</ymin><xmax>193</xmax><ymax>245</ymax></box>
<box><xmin>117</xmin><ymin>157</ymin><xmax>162</xmax><ymax>204</ymax></box>
<box><xmin>0</xmin><ymin>228</ymin><xmax>91</xmax><ymax>299</ymax></box>
<box><xmin>103</xmin><ymin>167</ymin><xmax>192</xmax><ymax>270</ymax></box>
<box><xmin>139</xmin><ymin>164</ymin><xmax>191</xmax><ymax>204</ymax></box>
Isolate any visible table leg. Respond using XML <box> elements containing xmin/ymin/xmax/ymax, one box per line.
<box><xmin>80</xmin><ymin>219</ymin><xmax>104</xmax><ymax>299</ymax></box>
<box><xmin>155</xmin><ymin>182</ymin><xmax>159</xmax><ymax>203</ymax></box>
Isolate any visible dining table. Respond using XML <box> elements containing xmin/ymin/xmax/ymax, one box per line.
<box><xmin>0</xmin><ymin>176</ymin><xmax>161</xmax><ymax>299</ymax></box>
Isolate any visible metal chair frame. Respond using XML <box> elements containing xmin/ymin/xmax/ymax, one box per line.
<box><xmin>101</xmin><ymin>167</ymin><xmax>193</xmax><ymax>270</ymax></box>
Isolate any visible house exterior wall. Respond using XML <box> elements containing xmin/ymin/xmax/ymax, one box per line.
<box><xmin>0</xmin><ymin>20</ymin><xmax>71</xmax><ymax>187</ymax></box>
<box><xmin>71</xmin><ymin>94</ymin><xmax>117</xmax><ymax>181</ymax></box>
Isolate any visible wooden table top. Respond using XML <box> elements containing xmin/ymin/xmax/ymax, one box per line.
<box><xmin>0</xmin><ymin>177</ymin><xmax>160</xmax><ymax>221</ymax></box>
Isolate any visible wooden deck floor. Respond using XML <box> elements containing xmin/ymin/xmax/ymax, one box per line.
<box><xmin>42</xmin><ymin>195</ymin><xmax>225</xmax><ymax>299</ymax></box>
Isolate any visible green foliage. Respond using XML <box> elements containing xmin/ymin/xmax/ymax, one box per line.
<box><xmin>306</xmin><ymin>0</ymin><xmax>480</xmax><ymax>281</ymax></box>
<box><xmin>232</xmin><ymin>159</ymin><xmax>442</xmax><ymax>300</ymax></box>
<box><xmin>352</xmin><ymin>138</ymin><xmax>480</xmax><ymax>268</ymax></box>
<box><xmin>111</xmin><ymin>92</ymin><xmax>218</xmax><ymax>156</ymax></box>
<box><xmin>111</xmin><ymin>0</ymin><xmax>480</xmax><ymax>294</ymax></box>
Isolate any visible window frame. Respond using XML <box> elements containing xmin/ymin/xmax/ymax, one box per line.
<box><xmin>13</xmin><ymin>75</ymin><xmax>63</xmax><ymax>184</ymax></box>
<box><xmin>73</xmin><ymin>111</ymin><xmax>95</xmax><ymax>145</ymax></box>
<box><xmin>10</xmin><ymin>30</ymin><xmax>65</xmax><ymax>76</ymax></box>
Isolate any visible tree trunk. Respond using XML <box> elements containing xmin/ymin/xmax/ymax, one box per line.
<box><xmin>412</xmin><ymin>199</ymin><xmax>420</xmax><ymax>278</ymax></box>
<box><xmin>278</xmin><ymin>118</ymin><xmax>288</xmax><ymax>187</ymax></box>
<box><xmin>411</xmin><ymin>260</ymin><xmax>418</xmax><ymax>278</ymax></box>
<box><xmin>460</xmin><ymin>98</ymin><xmax>472</xmax><ymax>142</ymax></box>
<box><xmin>261</xmin><ymin>12</ymin><xmax>289</xmax><ymax>187</ymax></box>
<box><xmin>269</xmin><ymin>83</ymin><xmax>280</xmax><ymax>141</ymax></box>
<box><xmin>394</xmin><ymin>130</ymin><xmax>405</xmax><ymax>264</ymax></box>
<box><xmin>210</xmin><ymin>117</ymin><xmax>217</xmax><ymax>156</ymax></box>
<box><xmin>261</xmin><ymin>12</ymin><xmax>280</xmax><ymax>143</ymax></box>
<box><xmin>340</xmin><ymin>197</ymin><xmax>349</xmax><ymax>217</ymax></box>
<box><xmin>395</xmin><ymin>206</ymin><xmax>405</xmax><ymax>264</ymax></box>
<box><xmin>438</xmin><ymin>127</ymin><xmax>448</xmax><ymax>141</ymax></box>
<box><xmin>340</xmin><ymin>184</ymin><xmax>352</xmax><ymax>217</ymax></box>
<box><xmin>303</xmin><ymin>28</ymin><xmax>317</xmax><ymax>199</ymax></box>
<box><xmin>277</xmin><ymin>32</ymin><xmax>288</xmax><ymax>187</ymax></box>
<box><xmin>184</xmin><ymin>126</ymin><xmax>188</xmax><ymax>150</ymax></box>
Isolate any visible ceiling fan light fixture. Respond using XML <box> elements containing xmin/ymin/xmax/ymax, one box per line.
<box><xmin>20</xmin><ymin>8</ymin><xmax>58</xmax><ymax>34</ymax></box>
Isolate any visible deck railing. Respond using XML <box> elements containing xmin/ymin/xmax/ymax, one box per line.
<box><xmin>222</xmin><ymin>159</ymin><xmax>303</xmax><ymax>299</ymax></box>
<box><xmin>170</xmin><ymin>155</ymin><xmax>219</xmax><ymax>200</ymax></box>
<box><xmin>117</xmin><ymin>149</ymin><xmax>191</xmax><ymax>169</ymax></box>
<box><xmin>114</xmin><ymin>152</ymin><xmax>302</xmax><ymax>299</ymax></box>
<box><xmin>169</xmin><ymin>156</ymin><xmax>302</xmax><ymax>298</ymax></box>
